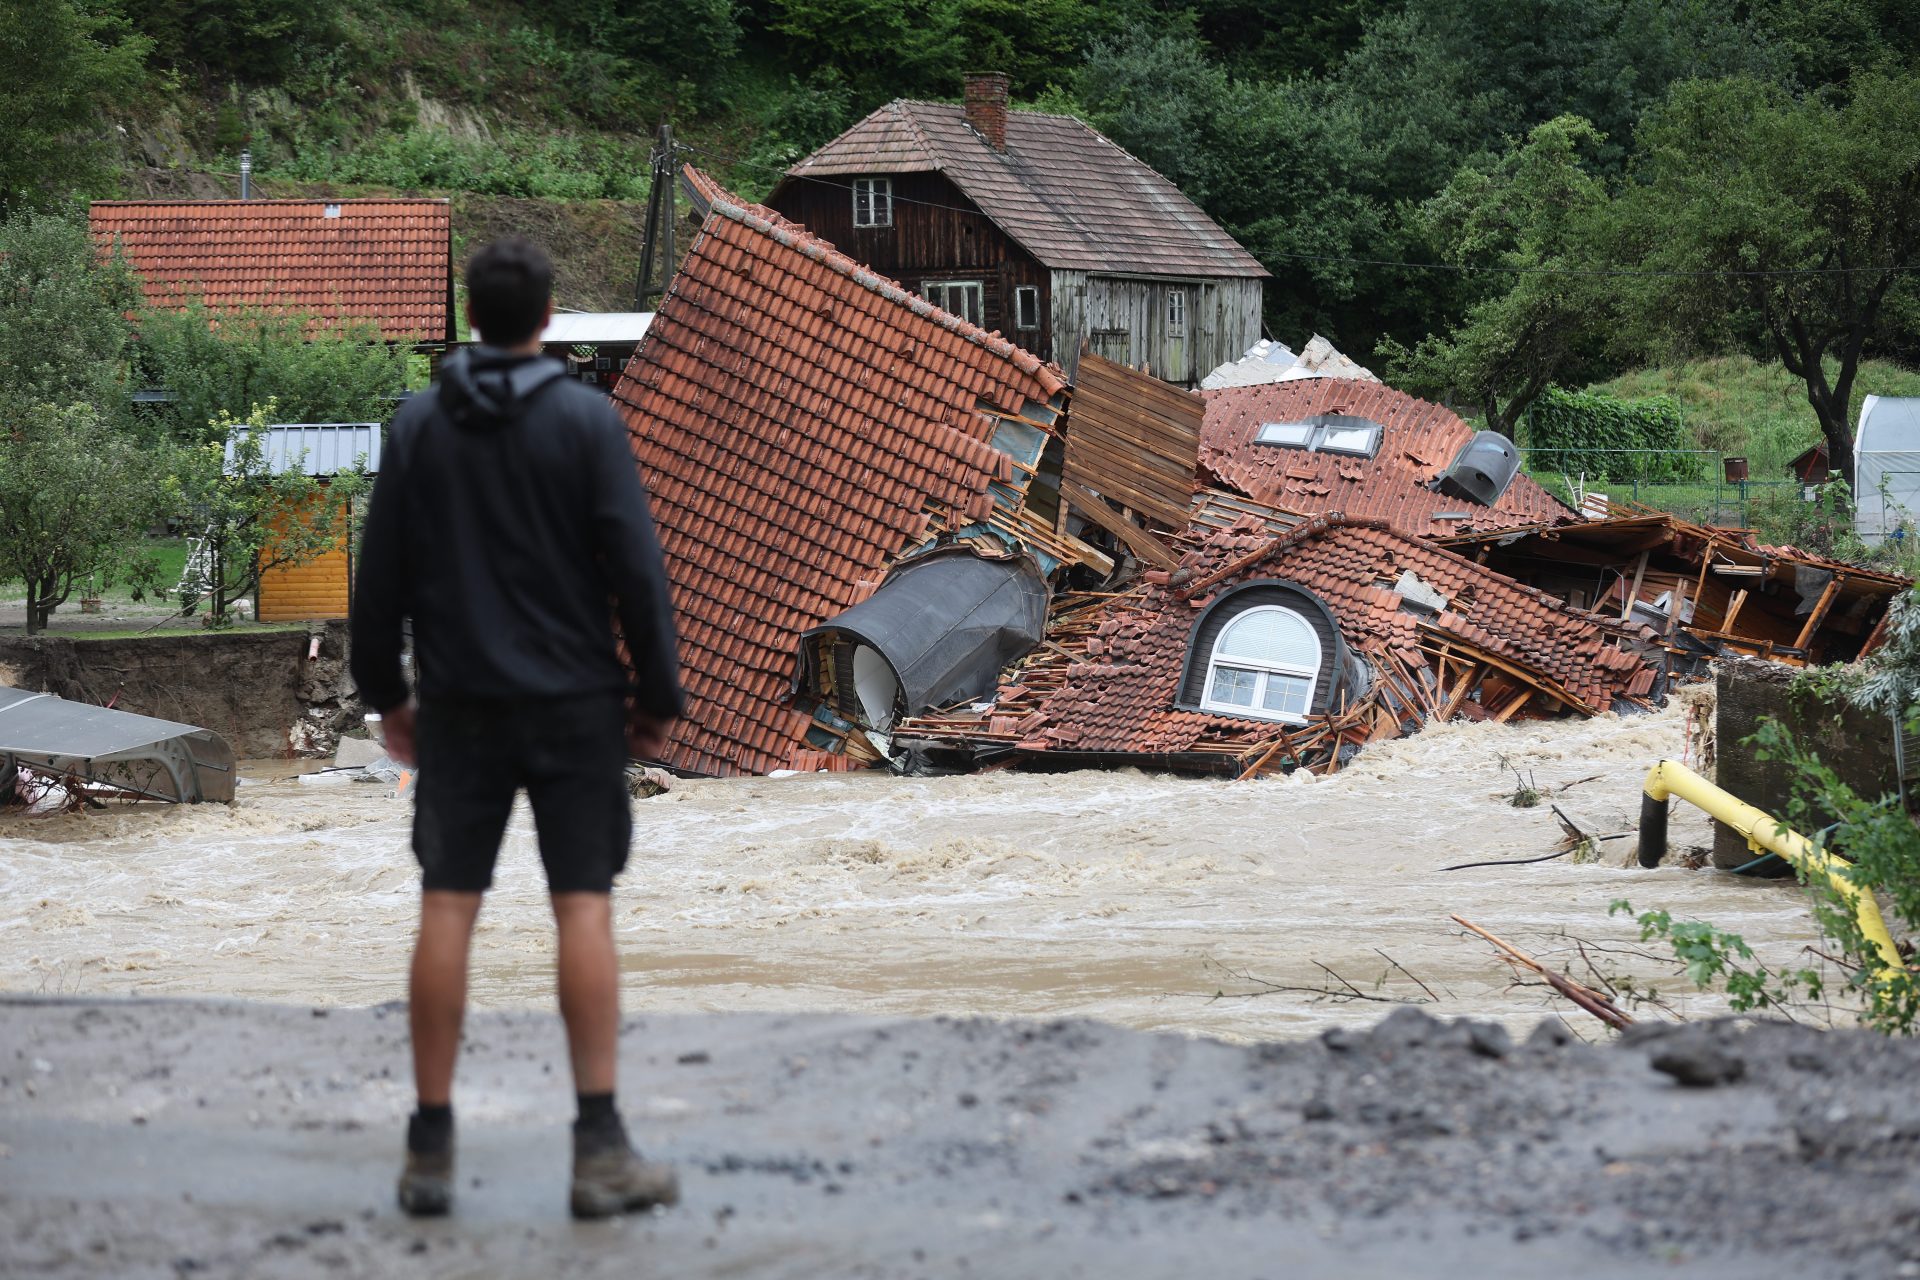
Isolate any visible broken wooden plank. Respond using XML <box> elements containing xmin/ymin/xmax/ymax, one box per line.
<box><xmin>1059</xmin><ymin>477</ymin><xmax>1181</xmax><ymax>571</ymax></box>
<box><xmin>1790</xmin><ymin>572</ymin><xmax>1843</xmax><ymax>652</ymax></box>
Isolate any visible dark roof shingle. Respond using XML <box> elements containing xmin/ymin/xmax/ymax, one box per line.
<box><xmin>783</xmin><ymin>101</ymin><xmax>1268</xmax><ymax>279</ymax></box>
<box><xmin>89</xmin><ymin>199</ymin><xmax>452</xmax><ymax>341</ymax></box>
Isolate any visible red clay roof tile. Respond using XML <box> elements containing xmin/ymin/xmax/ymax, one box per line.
<box><xmin>612</xmin><ymin>169</ymin><xmax>1066</xmax><ymax>777</ymax></box>
<box><xmin>1200</xmin><ymin>380</ymin><xmax>1572</xmax><ymax>538</ymax></box>
<box><xmin>88</xmin><ymin>199</ymin><xmax>452</xmax><ymax>341</ymax></box>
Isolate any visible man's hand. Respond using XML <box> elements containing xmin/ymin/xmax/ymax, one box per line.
<box><xmin>627</xmin><ymin>713</ymin><xmax>673</xmax><ymax>761</ymax></box>
<box><xmin>382</xmin><ymin>701</ymin><xmax>419</xmax><ymax>767</ymax></box>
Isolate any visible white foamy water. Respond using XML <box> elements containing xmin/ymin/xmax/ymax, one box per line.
<box><xmin>0</xmin><ymin>703</ymin><xmax>1831</xmax><ymax>1037</ymax></box>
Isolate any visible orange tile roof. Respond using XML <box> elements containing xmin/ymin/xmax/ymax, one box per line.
<box><xmin>1200</xmin><ymin>379</ymin><xmax>1573</xmax><ymax>537</ymax></box>
<box><xmin>611</xmin><ymin>169</ymin><xmax>1068</xmax><ymax>777</ymax></box>
<box><xmin>89</xmin><ymin>199</ymin><xmax>453</xmax><ymax>341</ymax></box>
<box><xmin>948</xmin><ymin>516</ymin><xmax>1656</xmax><ymax>761</ymax></box>
<box><xmin>782</xmin><ymin>101</ymin><xmax>1268</xmax><ymax>279</ymax></box>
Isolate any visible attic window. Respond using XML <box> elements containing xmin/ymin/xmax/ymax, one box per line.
<box><xmin>852</xmin><ymin>177</ymin><xmax>893</xmax><ymax>228</ymax></box>
<box><xmin>1254</xmin><ymin>413</ymin><xmax>1383</xmax><ymax>459</ymax></box>
<box><xmin>323</xmin><ymin>204</ymin><xmax>342</xmax><ymax>219</ymax></box>
<box><xmin>1199</xmin><ymin>605</ymin><xmax>1321</xmax><ymax>724</ymax></box>
<box><xmin>1015</xmin><ymin>286</ymin><xmax>1040</xmax><ymax>330</ymax></box>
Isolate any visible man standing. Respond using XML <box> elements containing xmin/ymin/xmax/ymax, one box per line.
<box><xmin>351</xmin><ymin>237</ymin><xmax>683</xmax><ymax>1220</ymax></box>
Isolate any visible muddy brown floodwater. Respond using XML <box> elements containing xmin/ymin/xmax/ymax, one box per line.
<box><xmin>0</xmin><ymin>702</ymin><xmax>1832</xmax><ymax>1037</ymax></box>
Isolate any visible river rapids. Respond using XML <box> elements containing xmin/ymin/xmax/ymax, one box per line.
<box><xmin>0</xmin><ymin>701</ymin><xmax>1833</xmax><ymax>1038</ymax></box>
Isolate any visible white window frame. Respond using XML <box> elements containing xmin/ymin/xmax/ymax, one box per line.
<box><xmin>1166</xmin><ymin>288</ymin><xmax>1187</xmax><ymax>337</ymax></box>
<box><xmin>1014</xmin><ymin>285</ymin><xmax>1040</xmax><ymax>330</ymax></box>
<box><xmin>852</xmin><ymin>177</ymin><xmax>893</xmax><ymax>228</ymax></box>
<box><xmin>922</xmin><ymin>279</ymin><xmax>984</xmax><ymax>327</ymax></box>
<box><xmin>1253</xmin><ymin>415</ymin><xmax>1383</xmax><ymax>459</ymax></box>
<box><xmin>1199</xmin><ymin>605</ymin><xmax>1321</xmax><ymax>724</ymax></box>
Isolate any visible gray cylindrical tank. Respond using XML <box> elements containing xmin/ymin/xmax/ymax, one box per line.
<box><xmin>1437</xmin><ymin>431</ymin><xmax>1521</xmax><ymax>506</ymax></box>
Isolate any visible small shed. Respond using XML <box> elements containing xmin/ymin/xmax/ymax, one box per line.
<box><xmin>228</xmin><ymin>423</ymin><xmax>381</xmax><ymax>621</ymax></box>
<box><xmin>1788</xmin><ymin>442</ymin><xmax>1831</xmax><ymax>486</ymax></box>
<box><xmin>538</xmin><ymin>311</ymin><xmax>653</xmax><ymax>390</ymax></box>
<box><xmin>1853</xmin><ymin>396</ymin><xmax>1920</xmax><ymax>544</ymax></box>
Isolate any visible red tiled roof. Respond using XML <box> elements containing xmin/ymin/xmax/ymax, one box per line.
<box><xmin>1200</xmin><ymin>379</ymin><xmax>1572</xmax><ymax>537</ymax></box>
<box><xmin>611</xmin><ymin>169</ymin><xmax>1068</xmax><ymax>777</ymax></box>
<box><xmin>88</xmin><ymin>199</ymin><xmax>452</xmax><ymax>341</ymax></box>
<box><xmin>782</xmin><ymin>102</ymin><xmax>1268</xmax><ymax>279</ymax></box>
<box><xmin>969</xmin><ymin>516</ymin><xmax>1656</xmax><ymax>759</ymax></box>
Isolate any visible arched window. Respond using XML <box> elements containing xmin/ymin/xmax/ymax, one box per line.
<box><xmin>1199</xmin><ymin>605</ymin><xmax>1321</xmax><ymax>723</ymax></box>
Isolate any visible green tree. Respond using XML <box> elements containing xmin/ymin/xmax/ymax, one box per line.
<box><xmin>0</xmin><ymin>211</ymin><xmax>142</xmax><ymax>422</ymax></box>
<box><xmin>0</xmin><ymin>0</ymin><xmax>150</xmax><ymax>214</ymax></box>
<box><xmin>136</xmin><ymin>301</ymin><xmax>408</xmax><ymax>446</ymax></box>
<box><xmin>1612</xmin><ymin>74</ymin><xmax>1920</xmax><ymax>486</ymax></box>
<box><xmin>0</xmin><ymin>401</ymin><xmax>166</xmax><ymax>633</ymax></box>
<box><xmin>1381</xmin><ymin>116</ymin><xmax>1615</xmax><ymax>436</ymax></box>
<box><xmin>176</xmin><ymin>401</ymin><xmax>368</xmax><ymax>624</ymax></box>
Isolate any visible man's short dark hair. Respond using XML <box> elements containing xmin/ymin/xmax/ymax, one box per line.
<box><xmin>466</xmin><ymin>237</ymin><xmax>553</xmax><ymax>345</ymax></box>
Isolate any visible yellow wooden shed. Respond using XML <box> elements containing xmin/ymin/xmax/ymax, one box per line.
<box><xmin>237</xmin><ymin>423</ymin><xmax>381</xmax><ymax>623</ymax></box>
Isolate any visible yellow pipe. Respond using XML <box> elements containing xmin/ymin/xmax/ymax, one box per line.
<box><xmin>1639</xmin><ymin>758</ymin><xmax>1907</xmax><ymax>981</ymax></box>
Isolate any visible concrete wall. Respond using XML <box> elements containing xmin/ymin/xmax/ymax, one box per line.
<box><xmin>1711</xmin><ymin>658</ymin><xmax>1900</xmax><ymax>869</ymax></box>
<box><xmin>0</xmin><ymin>622</ymin><xmax>360</xmax><ymax>759</ymax></box>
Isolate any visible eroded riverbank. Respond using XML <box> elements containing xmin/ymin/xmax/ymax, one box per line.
<box><xmin>1</xmin><ymin>702</ymin><xmax>1833</xmax><ymax>1037</ymax></box>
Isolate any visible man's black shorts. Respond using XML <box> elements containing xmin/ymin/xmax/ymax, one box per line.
<box><xmin>411</xmin><ymin>693</ymin><xmax>632</xmax><ymax>894</ymax></box>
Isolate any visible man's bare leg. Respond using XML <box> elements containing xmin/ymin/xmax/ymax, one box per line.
<box><xmin>551</xmin><ymin>890</ymin><xmax>678</xmax><ymax>1217</ymax></box>
<box><xmin>398</xmin><ymin>890</ymin><xmax>482</xmax><ymax>1216</ymax></box>
<box><xmin>551</xmin><ymin>892</ymin><xmax>618</xmax><ymax>1093</ymax></box>
<box><xmin>411</xmin><ymin>890</ymin><xmax>484</xmax><ymax>1103</ymax></box>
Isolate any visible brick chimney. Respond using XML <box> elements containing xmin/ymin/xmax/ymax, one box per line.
<box><xmin>964</xmin><ymin>72</ymin><xmax>1010</xmax><ymax>151</ymax></box>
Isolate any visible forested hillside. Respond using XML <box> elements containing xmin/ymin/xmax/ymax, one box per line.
<box><xmin>5</xmin><ymin>0</ymin><xmax>1919</xmax><ymax>463</ymax></box>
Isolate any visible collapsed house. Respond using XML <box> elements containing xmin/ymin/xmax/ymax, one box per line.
<box><xmin>894</xmin><ymin>511</ymin><xmax>1658</xmax><ymax>775</ymax></box>
<box><xmin>612</xmin><ymin>170</ymin><xmax>1903</xmax><ymax>778</ymax></box>
<box><xmin>1438</xmin><ymin>504</ymin><xmax>1908</xmax><ymax>668</ymax></box>
<box><xmin>610</xmin><ymin>169</ymin><xmax>1108</xmax><ymax>777</ymax></box>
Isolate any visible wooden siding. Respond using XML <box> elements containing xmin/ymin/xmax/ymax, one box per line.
<box><xmin>1051</xmin><ymin>273</ymin><xmax>1262</xmax><ymax>387</ymax></box>
<box><xmin>1062</xmin><ymin>350</ymin><xmax>1201</xmax><ymax>528</ymax></box>
<box><xmin>765</xmin><ymin>172</ymin><xmax>1053</xmax><ymax>356</ymax></box>
<box><xmin>256</xmin><ymin>493</ymin><xmax>352</xmax><ymax>622</ymax></box>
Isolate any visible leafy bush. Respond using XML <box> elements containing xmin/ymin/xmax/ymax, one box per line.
<box><xmin>135</xmin><ymin>301</ymin><xmax>408</xmax><ymax>446</ymax></box>
<box><xmin>1522</xmin><ymin>386</ymin><xmax>1702</xmax><ymax>483</ymax></box>
<box><xmin>265</xmin><ymin>127</ymin><xmax>650</xmax><ymax>200</ymax></box>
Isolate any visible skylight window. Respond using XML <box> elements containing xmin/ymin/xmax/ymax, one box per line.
<box><xmin>1253</xmin><ymin>413</ymin><xmax>1383</xmax><ymax>458</ymax></box>
<box><xmin>1255</xmin><ymin>422</ymin><xmax>1315</xmax><ymax>448</ymax></box>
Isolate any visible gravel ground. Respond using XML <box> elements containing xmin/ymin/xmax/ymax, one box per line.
<box><xmin>2</xmin><ymin>997</ymin><xmax>1917</xmax><ymax>1279</ymax></box>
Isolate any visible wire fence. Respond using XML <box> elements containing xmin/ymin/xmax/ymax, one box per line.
<box><xmin>1518</xmin><ymin>447</ymin><xmax>1806</xmax><ymax>528</ymax></box>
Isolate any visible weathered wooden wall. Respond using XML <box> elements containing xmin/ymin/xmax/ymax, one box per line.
<box><xmin>1051</xmin><ymin>273</ymin><xmax>1262</xmax><ymax>387</ymax></box>
<box><xmin>766</xmin><ymin>172</ymin><xmax>1052</xmax><ymax>356</ymax></box>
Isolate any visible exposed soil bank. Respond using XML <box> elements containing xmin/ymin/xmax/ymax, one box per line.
<box><xmin>0</xmin><ymin>622</ymin><xmax>358</xmax><ymax>757</ymax></box>
<box><xmin>4</xmin><ymin>996</ymin><xmax>1917</xmax><ymax>1279</ymax></box>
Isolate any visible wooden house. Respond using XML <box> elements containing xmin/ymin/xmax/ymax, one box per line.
<box><xmin>767</xmin><ymin>74</ymin><xmax>1268</xmax><ymax>387</ymax></box>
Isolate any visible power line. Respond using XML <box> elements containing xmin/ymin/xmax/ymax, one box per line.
<box><xmin>678</xmin><ymin>139</ymin><xmax>1920</xmax><ymax>282</ymax></box>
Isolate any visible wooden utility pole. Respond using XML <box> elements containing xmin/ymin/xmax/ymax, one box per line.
<box><xmin>634</xmin><ymin>123</ymin><xmax>678</xmax><ymax>311</ymax></box>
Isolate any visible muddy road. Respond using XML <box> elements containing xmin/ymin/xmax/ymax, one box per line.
<box><xmin>3</xmin><ymin>701</ymin><xmax>1827</xmax><ymax>1036</ymax></box>
<box><xmin>4</xmin><ymin>997</ymin><xmax>1918</xmax><ymax>1279</ymax></box>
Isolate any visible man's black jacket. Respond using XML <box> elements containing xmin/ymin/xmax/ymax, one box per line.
<box><xmin>349</xmin><ymin>345</ymin><xmax>683</xmax><ymax>720</ymax></box>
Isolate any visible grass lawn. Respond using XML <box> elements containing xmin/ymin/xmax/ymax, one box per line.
<box><xmin>1584</xmin><ymin>355</ymin><xmax>1920</xmax><ymax>480</ymax></box>
<box><xmin>0</xmin><ymin>536</ymin><xmax>191</xmax><ymax>605</ymax></box>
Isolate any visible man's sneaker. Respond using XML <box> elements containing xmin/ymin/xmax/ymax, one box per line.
<box><xmin>570</xmin><ymin>1122</ymin><xmax>679</xmax><ymax>1219</ymax></box>
<box><xmin>397</xmin><ymin>1146</ymin><xmax>454</xmax><ymax>1217</ymax></box>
